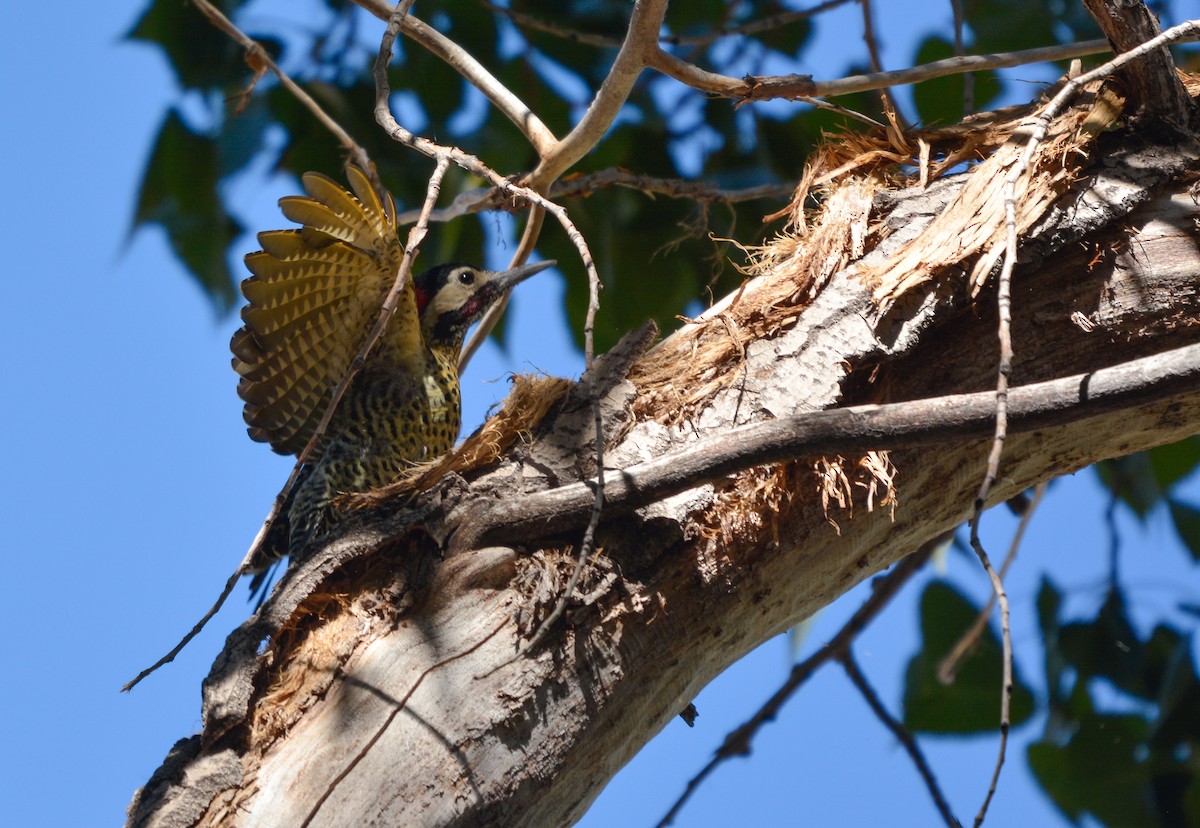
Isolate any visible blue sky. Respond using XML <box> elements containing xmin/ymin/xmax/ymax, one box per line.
<box><xmin>2</xmin><ymin>1</ymin><xmax>1196</xmax><ymax>826</ymax></box>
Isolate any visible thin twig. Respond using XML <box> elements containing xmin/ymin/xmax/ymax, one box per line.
<box><xmin>648</xmin><ymin>38</ymin><xmax>1126</xmax><ymax>103</ymax></box>
<box><xmin>656</xmin><ymin>541</ymin><xmax>938</xmax><ymax>827</ymax></box>
<box><xmin>859</xmin><ymin>0</ymin><xmax>906</xmax><ymax>122</ymax></box>
<box><xmin>662</xmin><ymin>0</ymin><xmax>854</xmax><ymax>47</ymax></box>
<box><xmin>481</xmin><ymin>0</ymin><xmax>853</xmax><ymax>49</ymax></box>
<box><xmin>967</xmin><ymin>22</ymin><xmax>1200</xmax><ymax>824</ymax></box>
<box><xmin>397</xmin><ymin>172</ymin><xmax>793</xmax><ymax>227</ymax></box>
<box><xmin>515</xmin><ymin>200</ymin><xmax>607</xmax><ymax>655</ymax></box>
<box><xmin>372</xmin><ymin>5</ymin><xmax>599</xmax><ymax>309</ymax></box>
<box><xmin>939</xmin><ymin>482</ymin><xmax>1047</xmax><ymax>684</ymax></box>
<box><xmin>353</xmin><ymin>0</ymin><xmax>558</xmax><ymax>155</ymax></box>
<box><xmin>192</xmin><ymin>0</ymin><xmax>370</xmax><ymax>169</ymax></box>
<box><xmin>123</xmin><ymin>0</ymin><xmax>379</xmax><ymax>691</ymax></box>
<box><xmin>949</xmin><ymin>0</ymin><xmax>975</xmax><ymax>115</ymax></box>
<box><xmin>964</xmin><ymin>149</ymin><xmax>1014</xmax><ymax>828</ymax></box>
<box><xmin>839</xmin><ymin>649</ymin><xmax>959</xmax><ymax>828</ymax></box>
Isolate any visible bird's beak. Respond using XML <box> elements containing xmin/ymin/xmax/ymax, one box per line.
<box><xmin>489</xmin><ymin>259</ymin><xmax>556</xmax><ymax>292</ymax></box>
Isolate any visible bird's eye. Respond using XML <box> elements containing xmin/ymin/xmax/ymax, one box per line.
<box><xmin>457</xmin><ymin>269</ymin><xmax>476</xmax><ymax>286</ymax></box>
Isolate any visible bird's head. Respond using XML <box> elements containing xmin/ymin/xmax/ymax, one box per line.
<box><xmin>412</xmin><ymin>259</ymin><xmax>555</xmax><ymax>348</ymax></box>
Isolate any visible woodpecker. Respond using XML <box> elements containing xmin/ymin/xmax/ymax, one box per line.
<box><xmin>230</xmin><ymin>167</ymin><xmax>552</xmax><ymax>573</ymax></box>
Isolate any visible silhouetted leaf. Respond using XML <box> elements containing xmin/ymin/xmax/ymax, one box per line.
<box><xmin>1059</xmin><ymin>588</ymin><xmax>1149</xmax><ymax>699</ymax></box>
<box><xmin>127</xmin><ymin>0</ymin><xmax>248</xmax><ymax>91</ymax></box>
<box><xmin>134</xmin><ymin>110</ymin><xmax>242</xmax><ymax>311</ymax></box>
<box><xmin>903</xmin><ymin>581</ymin><xmax>1035</xmax><ymax>733</ymax></box>
<box><xmin>1167</xmin><ymin>500</ymin><xmax>1200</xmax><ymax>561</ymax></box>
<box><xmin>911</xmin><ymin>36</ymin><xmax>1001</xmax><ymax>126</ymax></box>
<box><xmin>1028</xmin><ymin>714</ymin><xmax>1157</xmax><ymax>827</ymax></box>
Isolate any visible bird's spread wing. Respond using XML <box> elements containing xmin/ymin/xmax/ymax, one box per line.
<box><xmin>231</xmin><ymin>167</ymin><xmax>418</xmax><ymax>457</ymax></box>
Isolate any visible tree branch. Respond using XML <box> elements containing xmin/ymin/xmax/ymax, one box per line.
<box><xmin>526</xmin><ymin>0</ymin><xmax>670</xmax><ymax>191</ymax></box>
<box><xmin>455</xmin><ymin>344</ymin><xmax>1200</xmax><ymax>551</ymax></box>
<box><xmin>839</xmin><ymin>649</ymin><xmax>959</xmax><ymax>828</ymax></box>
<box><xmin>648</xmin><ymin>38</ymin><xmax>1124</xmax><ymax>102</ymax></box>
<box><xmin>1081</xmin><ymin>0</ymin><xmax>1195</xmax><ymax>131</ymax></box>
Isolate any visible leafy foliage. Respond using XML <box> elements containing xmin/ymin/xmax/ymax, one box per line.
<box><xmin>1097</xmin><ymin>437</ymin><xmax>1200</xmax><ymax>561</ymax></box>
<box><xmin>1030</xmin><ymin>579</ymin><xmax>1200</xmax><ymax>827</ymax></box>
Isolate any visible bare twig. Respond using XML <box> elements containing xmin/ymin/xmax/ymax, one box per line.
<box><xmin>397</xmin><ymin>172</ymin><xmax>792</xmax><ymax>227</ymax></box>
<box><xmin>482</xmin><ymin>0</ymin><xmax>853</xmax><ymax>49</ymax></box>
<box><xmin>512</xmin><ymin>215</ymin><xmax>606</xmax><ymax>657</ymax></box>
<box><xmin>661</xmin><ymin>0</ymin><xmax>854</xmax><ymax>47</ymax></box>
<box><xmin>192</xmin><ymin>0</ymin><xmax>370</xmax><ymax>169</ymax></box>
<box><xmin>370</xmin><ymin>2</ymin><xmax>600</xmax><ymax>340</ymax></box>
<box><xmin>938</xmin><ymin>482</ymin><xmax>1047</xmax><ymax>684</ymax></box>
<box><xmin>123</xmin><ymin>0</ymin><xmax>381</xmax><ymax>692</ymax></box>
<box><xmin>949</xmin><ymin>0</ymin><xmax>975</xmax><ymax>115</ymax></box>
<box><xmin>649</xmin><ymin>38</ymin><xmax>1123</xmax><ymax>103</ymax></box>
<box><xmin>839</xmin><ymin>649</ymin><xmax>959</xmax><ymax>828</ymax></box>
<box><xmin>968</xmin><ymin>22</ymin><xmax>1200</xmax><ymax>824</ymax></box>
<box><xmin>478</xmin><ymin>0</ymin><xmax>622</xmax><ymax>48</ymax></box>
<box><xmin>353</xmin><ymin>0</ymin><xmax>558</xmax><ymax>155</ymax></box>
<box><xmin>859</xmin><ymin>0</ymin><xmax>906</xmax><ymax>121</ymax></box>
<box><xmin>656</xmin><ymin>542</ymin><xmax>937</xmax><ymax>827</ymax></box>
<box><xmin>965</xmin><ymin>123</ymin><xmax>1016</xmax><ymax>828</ymax></box>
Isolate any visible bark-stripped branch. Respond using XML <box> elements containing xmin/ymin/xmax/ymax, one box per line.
<box><xmin>525</xmin><ymin>0</ymin><xmax>669</xmax><ymax>191</ymax></box>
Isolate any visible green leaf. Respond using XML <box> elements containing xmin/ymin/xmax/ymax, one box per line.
<box><xmin>1059</xmin><ymin>589</ymin><xmax>1149</xmax><ymax>699</ymax></box>
<box><xmin>127</xmin><ymin>0</ymin><xmax>247</xmax><ymax>92</ymax></box>
<box><xmin>1096</xmin><ymin>452</ymin><xmax>1163</xmax><ymax>519</ymax></box>
<box><xmin>1148</xmin><ymin>437</ymin><xmax>1200</xmax><ymax>490</ymax></box>
<box><xmin>1142</xmin><ymin>625</ymin><xmax>1200</xmax><ymax>749</ymax></box>
<box><xmin>1027</xmin><ymin>714</ymin><xmax>1158</xmax><ymax>827</ymax></box>
<box><xmin>902</xmin><ymin>581</ymin><xmax>1035</xmax><ymax>733</ymax></box>
<box><xmin>134</xmin><ymin>110</ymin><xmax>242</xmax><ymax>311</ymax></box>
<box><xmin>1167</xmin><ymin>500</ymin><xmax>1200</xmax><ymax>561</ymax></box>
<box><xmin>1036</xmin><ymin>577</ymin><xmax>1071</xmax><ymax>716</ymax></box>
<box><xmin>911</xmin><ymin>36</ymin><xmax>1001</xmax><ymax>126</ymax></box>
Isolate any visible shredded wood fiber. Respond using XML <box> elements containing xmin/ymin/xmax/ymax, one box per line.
<box><xmin>629</xmin><ymin>82</ymin><xmax>1121</xmax><ymax>424</ymax></box>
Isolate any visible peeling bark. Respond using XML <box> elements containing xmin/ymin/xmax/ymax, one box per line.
<box><xmin>128</xmin><ymin>125</ymin><xmax>1200</xmax><ymax>827</ymax></box>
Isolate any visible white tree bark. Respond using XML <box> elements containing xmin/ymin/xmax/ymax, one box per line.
<box><xmin>128</xmin><ymin>126</ymin><xmax>1200</xmax><ymax>827</ymax></box>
